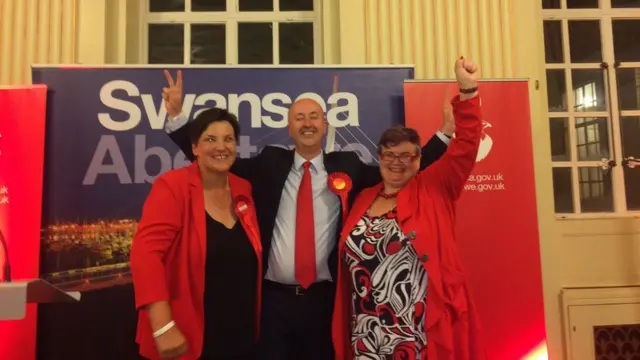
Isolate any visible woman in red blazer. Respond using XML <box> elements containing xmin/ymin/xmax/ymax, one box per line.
<box><xmin>130</xmin><ymin>107</ymin><xmax>262</xmax><ymax>360</ymax></box>
<box><xmin>332</xmin><ymin>58</ymin><xmax>487</xmax><ymax>360</ymax></box>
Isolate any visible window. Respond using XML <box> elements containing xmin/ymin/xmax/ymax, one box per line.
<box><xmin>143</xmin><ymin>0</ymin><xmax>321</xmax><ymax>65</ymax></box>
<box><xmin>543</xmin><ymin>0</ymin><xmax>640</xmax><ymax>216</ymax></box>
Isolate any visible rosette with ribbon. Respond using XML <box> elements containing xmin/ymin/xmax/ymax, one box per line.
<box><xmin>327</xmin><ymin>172</ymin><xmax>352</xmax><ymax>224</ymax></box>
<box><xmin>234</xmin><ymin>194</ymin><xmax>260</xmax><ymax>245</ymax></box>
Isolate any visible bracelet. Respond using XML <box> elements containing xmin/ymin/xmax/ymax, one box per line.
<box><xmin>153</xmin><ymin>320</ymin><xmax>176</xmax><ymax>338</ymax></box>
<box><xmin>460</xmin><ymin>86</ymin><xmax>478</xmax><ymax>94</ymax></box>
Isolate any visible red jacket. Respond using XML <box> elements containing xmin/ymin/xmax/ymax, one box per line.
<box><xmin>130</xmin><ymin>162</ymin><xmax>262</xmax><ymax>360</ymax></box>
<box><xmin>332</xmin><ymin>96</ymin><xmax>487</xmax><ymax>360</ymax></box>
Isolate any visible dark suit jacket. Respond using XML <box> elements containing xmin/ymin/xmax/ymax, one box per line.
<box><xmin>168</xmin><ymin>125</ymin><xmax>447</xmax><ymax>279</ymax></box>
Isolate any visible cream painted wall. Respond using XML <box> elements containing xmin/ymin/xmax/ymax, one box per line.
<box><xmin>333</xmin><ymin>1</ymin><xmax>640</xmax><ymax>360</ymax></box>
<box><xmin>0</xmin><ymin>0</ymin><xmax>111</xmax><ymax>85</ymax></box>
<box><xmin>76</xmin><ymin>0</ymin><xmax>106</xmax><ymax>64</ymax></box>
<box><xmin>0</xmin><ymin>0</ymin><xmax>78</xmax><ymax>85</ymax></box>
<box><xmin>510</xmin><ymin>2</ymin><xmax>640</xmax><ymax>360</ymax></box>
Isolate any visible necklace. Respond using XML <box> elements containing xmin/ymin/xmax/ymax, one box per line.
<box><xmin>205</xmin><ymin>187</ymin><xmax>231</xmax><ymax>210</ymax></box>
<box><xmin>377</xmin><ymin>189</ymin><xmax>399</xmax><ymax>199</ymax></box>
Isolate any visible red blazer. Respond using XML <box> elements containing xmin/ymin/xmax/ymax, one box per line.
<box><xmin>130</xmin><ymin>161</ymin><xmax>262</xmax><ymax>360</ymax></box>
<box><xmin>332</xmin><ymin>96</ymin><xmax>488</xmax><ymax>360</ymax></box>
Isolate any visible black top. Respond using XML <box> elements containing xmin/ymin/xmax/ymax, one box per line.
<box><xmin>200</xmin><ymin>212</ymin><xmax>257</xmax><ymax>360</ymax></box>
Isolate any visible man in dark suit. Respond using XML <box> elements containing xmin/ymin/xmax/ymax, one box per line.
<box><xmin>160</xmin><ymin>70</ymin><xmax>451</xmax><ymax>360</ymax></box>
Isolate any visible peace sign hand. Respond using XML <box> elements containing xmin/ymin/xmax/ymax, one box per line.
<box><xmin>163</xmin><ymin>70</ymin><xmax>183</xmax><ymax>119</ymax></box>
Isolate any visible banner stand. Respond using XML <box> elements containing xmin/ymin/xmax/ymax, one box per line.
<box><xmin>404</xmin><ymin>80</ymin><xmax>546</xmax><ymax>360</ymax></box>
<box><xmin>0</xmin><ymin>85</ymin><xmax>48</xmax><ymax>360</ymax></box>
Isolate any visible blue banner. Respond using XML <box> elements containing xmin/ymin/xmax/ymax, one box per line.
<box><xmin>32</xmin><ymin>66</ymin><xmax>413</xmax><ymax>282</ymax></box>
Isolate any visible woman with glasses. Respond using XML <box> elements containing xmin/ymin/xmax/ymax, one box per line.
<box><xmin>331</xmin><ymin>58</ymin><xmax>487</xmax><ymax>360</ymax></box>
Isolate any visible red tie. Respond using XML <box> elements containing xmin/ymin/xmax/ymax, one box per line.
<box><xmin>295</xmin><ymin>161</ymin><xmax>316</xmax><ymax>289</ymax></box>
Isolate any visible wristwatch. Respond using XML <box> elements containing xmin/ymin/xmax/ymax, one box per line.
<box><xmin>460</xmin><ymin>86</ymin><xmax>478</xmax><ymax>94</ymax></box>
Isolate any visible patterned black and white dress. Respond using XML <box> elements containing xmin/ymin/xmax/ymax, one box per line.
<box><xmin>343</xmin><ymin>209</ymin><xmax>428</xmax><ymax>360</ymax></box>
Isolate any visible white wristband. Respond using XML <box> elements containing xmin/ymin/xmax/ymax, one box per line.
<box><xmin>153</xmin><ymin>320</ymin><xmax>176</xmax><ymax>338</ymax></box>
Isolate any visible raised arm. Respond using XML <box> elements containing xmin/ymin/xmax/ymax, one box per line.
<box><xmin>420</xmin><ymin>58</ymin><xmax>482</xmax><ymax>200</ymax></box>
<box><xmin>357</xmin><ymin>86</ymin><xmax>455</xmax><ymax>189</ymax></box>
<box><xmin>162</xmin><ymin>69</ymin><xmax>192</xmax><ymax>160</ymax></box>
<box><xmin>162</xmin><ymin>69</ymin><xmax>260</xmax><ymax>182</ymax></box>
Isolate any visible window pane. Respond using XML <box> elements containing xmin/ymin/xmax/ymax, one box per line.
<box><xmin>279</xmin><ymin>23</ymin><xmax>314</xmax><ymax>64</ymax></box>
<box><xmin>543</xmin><ymin>0</ymin><xmax>561</xmax><ymax>8</ymax></box>
<box><xmin>612</xmin><ymin>20</ymin><xmax>640</xmax><ymax>62</ymax></box>
<box><xmin>192</xmin><ymin>0</ymin><xmax>226</xmax><ymax>11</ymax></box>
<box><xmin>620</xmin><ymin>116</ymin><xmax>640</xmax><ymax>210</ymax></box>
<box><xmin>572</xmin><ymin>69</ymin><xmax>606</xmax><ymax>112</ymax></box>
<box><xmin>612</xmin><ymin>0</ymin><xmax>640</xmax><ymax>7</ymax></box>
<box><xmin>552</xmin><ymin>167</ymin><xmax>574</xmax><ymax>213</ymax></box>
<box><xmin>574</xmin><ymin>117</ymin><xmax>610</xmax><ymax>161</ymax></box>
<box><xmin>567</xmin><ymin>0</ymin><xmax>599</xmax><ymax>8</ymax></box>
<box><xmin>616</xmin><ymin>68</ymin><xmax>640</xmax><ymax>111</ymax></box>
<box><xmin>550</xmin><ymin>118</ymin><xmax>570</xmax><ymax>161</ymax></box>
<box><xmin>544</xmin><ymin>21</ymin><xmax>564</xmax><ymax>63</ymax></box>
<box><xmin>238</xmin><ymin>23</ymin><xmax>273</xmax><ymax>64</ymax></box>
<box><xmin>546</xmin><ymin>69</ymin><xmax>568</xmax><ymax>112</ymax></box>
<box><xmin>578</xmin><ymin>166</ymin><xmax>613</xmax><ymax>212</ymax></box>
<box><xmin>149</xmin><ymin>0</ymin><xmax>184</xmax><ymax>12</ymax></box>
<box><xmin>280</xmin><ymin>0</ymin><xmax>314</xmax><ymax>11</ymax></box>
<box><xmin>190</xmin><ymin>24</ymin><xmax>226</xmax><ymax>64</ymax></box>
<box><xmin>568</xmin><ymin>20</ymin><xmax>602</xmax><ymax>63</ymax></box>
<box><xmin>148</xmin><ymin>24</ymin><xmax>184</xmax><ymax>64</ymax></box>
<box><xmin>239</xmin><ymin>0</ymin><xmax>273</xmax><ymax>11</ymax></box>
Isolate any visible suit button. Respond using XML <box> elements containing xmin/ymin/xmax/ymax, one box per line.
<box><xmin>420</xmin><ymin>254</ymin><xmax>429</xmax><ymax>262</ymax></box>
<box><xmin>408</xmin><ymin>231</ymin><xmax>417</xmax><ymax>240</ymax></box>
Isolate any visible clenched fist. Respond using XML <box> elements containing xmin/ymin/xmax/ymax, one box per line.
<box><xmin>454</xmin><ymin>57</ymin><xmax>478</xmax><ymax>90</ymax></box>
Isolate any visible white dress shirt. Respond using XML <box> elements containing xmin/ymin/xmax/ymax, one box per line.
<box><xmin>265</xmin><ymin>152</ymin><xmax>340</xmax><ymax>284</ymax></box>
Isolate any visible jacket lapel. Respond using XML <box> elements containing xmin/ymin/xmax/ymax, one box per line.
<box><xmin>229</xmin><ymin>174</ymin><xmax>262</xmax><ymax>256</ymax></box>
<box><xmin>338</xmin><ymin>184</ymin><xmax>382</xmax><ymax>251</ymax></box>
<box><xmin>273</xmin><ymin>149</ymin><xmax>295</xmax><ymax>193</ymax></box>
<box><xmin>323</xmin><ymin>152</ymin><xmax>346</xmax><ymax>215</ymax></box>
<box><xmin>323</xmin><ymin>151</ymin><xmax>337</xmax><ymax>174</ymax></box>
<box><xmin>396</xmin><ymin>177</ymin><xmax>419</xmax><ymax>225</ymax></box>
<box><xmin>187</xmin><ymin>162</ymin><xmax>207</xmax><ymax>265</ymax></box>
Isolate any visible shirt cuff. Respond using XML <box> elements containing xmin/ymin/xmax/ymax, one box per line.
<box><xmin>436</xmin><ymin>130</ymin><xmax>451</xmax><ymax>146</ymax></box>
<box><xmin>164</xmin><ymin>112</ymin><xmax>188</xmax><ymax>133</ymax></box>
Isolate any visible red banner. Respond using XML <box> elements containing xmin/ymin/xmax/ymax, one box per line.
<box><xmin>0</xmin><ymin>85</ymin><xmax>47</xmax><ymax>360</ymax></box>
<box><xmin>404</xmin><ymin>81</ymin><xmax>546</xmax><ymax>360</ymax></box>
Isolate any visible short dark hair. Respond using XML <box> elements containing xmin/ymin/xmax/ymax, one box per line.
<box><xmin>377</xmin><ymin>125</ymin><xmax>421</xmax><ymax>152</ymax></box>
<box><xmin>188</xmin><ymin>107</ymin><xmax>240</xmax><ymax>145</ymax></box>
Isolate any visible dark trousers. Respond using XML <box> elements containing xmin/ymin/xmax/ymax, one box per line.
<box><xmin>258</xmin><ymin>280</ymin><xmax>336</xmax><ymax>360</ymax></box>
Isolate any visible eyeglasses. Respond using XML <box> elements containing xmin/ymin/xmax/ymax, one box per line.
<box><xmin>379</xmin><ymin>152</ymin><xmax>419</xmax><ymax>164</ymax></box>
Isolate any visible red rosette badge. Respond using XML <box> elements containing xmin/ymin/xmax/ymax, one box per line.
<box><xmin>328</xmin><ymin>172</ymin><xmax>352</xmax><ymax>223</ymax></box>
<box><xmin>234</xmin><ymin>195</ymin><xmax>260</xmax><ymax>246</ymax></box>
<box><xmin>234</xmin><ymin>195</ymin><xmax>251</xmax><ymax>214</ymax></box>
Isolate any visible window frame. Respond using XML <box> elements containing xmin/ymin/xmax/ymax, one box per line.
<box><xmin>140</xmin><ymin>0</ymin><xmax>323</xmax><ymax>65</ymax></box>
<box><xmin>543</xmin><ymin>0</ymin><xmax>640</xmax><ymax>219</ymax></box>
